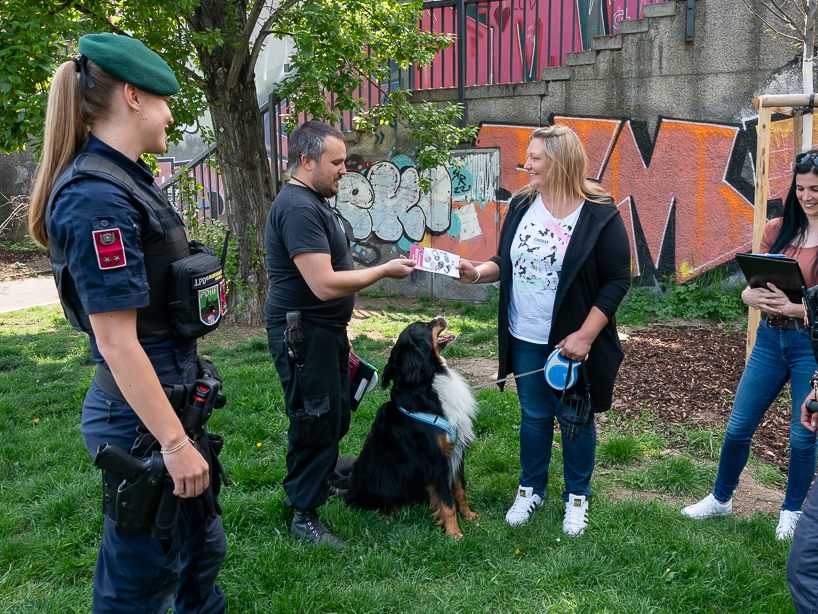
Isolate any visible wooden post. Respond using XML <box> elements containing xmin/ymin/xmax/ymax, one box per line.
<box><xmin>746</xmin><ymin>103</ymin><xmax>773</xmax><ymax>360</ymax></box>
<box><xmin>794</xmin><ymin>111</ymin><xmax>804</xmax><ymax>156</ymax></box>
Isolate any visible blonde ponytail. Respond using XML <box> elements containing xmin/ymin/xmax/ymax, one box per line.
<box><xmin>29</xmin><ymin>62</ymin><xmax>87</xmax><ymax>248</ymax></box>
<box><xmin>29</xmin><ymin>59</ymin><xmax>119</xmax><ymax>248</ymax></box>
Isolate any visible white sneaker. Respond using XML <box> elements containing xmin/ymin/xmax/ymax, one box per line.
<box><xmin>563</xmin><ymin>494</ymin><xmax>589</xmax><ymax>536</ymax></box>
<box><xmin>505</xmin><ymin>486</ymin><xmax>543</xmax><ymax>526</ymax></box>
<box><xmin>681</xmin><ymin>494</ymin><xmax>732</xmax><ymax>519</ymax></box>
<box><xmin>775</xmin><ymin>510</ymin><xmax>802</xmax><ymax>540</ymax></box>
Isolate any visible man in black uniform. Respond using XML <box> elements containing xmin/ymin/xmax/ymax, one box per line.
<box><xmin>265</xmin><ymin>121</ymin><xmax>415</xmax><ymax>546</ymax></box>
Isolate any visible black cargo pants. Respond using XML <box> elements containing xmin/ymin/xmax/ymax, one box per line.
<box><xmin>268</xmin><ymin>321</ymin><xmax>351</xmax><ymax>511</ymax></box>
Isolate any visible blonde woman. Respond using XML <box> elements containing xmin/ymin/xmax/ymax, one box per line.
<box><xmin>459</xmin><ymin>125</ymin><xmax>630</xmax><ymax>535</ymax></box>
<box><xmin>28</xmin><ymin>34</ymin><xmax>226</xmax><ymax>610</ymax></box>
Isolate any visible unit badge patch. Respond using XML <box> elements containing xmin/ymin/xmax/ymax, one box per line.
<box><xmin>92</xmin><ymin>228</ymin><xmax>127</xmax><ymax>270</ymax></box>
<box><xmin>198</xmin><ymin>285</ymin><xmax>222</xmax><ymax>326</ymax></box>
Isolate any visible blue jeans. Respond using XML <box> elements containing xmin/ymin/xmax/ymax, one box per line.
<box><xmin>713</xmin><ymin>320</ymin><xmax>818</xmax><ymax>511</ymax></box>
<box><xmin>83</xmin><ymin>381</ymin><xmax>227</xmax><ymax>613</ymax></box>
<box><xmin>511</xmin><ymin>336</ymin><xmax>596</xmax><ymax>501</ymax></box>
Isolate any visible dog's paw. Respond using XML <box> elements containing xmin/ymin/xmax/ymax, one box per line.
<box><xmin>446</xmin><ymin>529</ymin><xmax>464</xmax><ymax>539</ymax></box>
<box><xmin>460</xmin><ymin>509</ymin><xmax>478</xmax><ymax>522</ymax></box>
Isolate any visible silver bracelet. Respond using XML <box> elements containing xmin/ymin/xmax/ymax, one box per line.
<box><xmin>471</xmin><ymin>268</ymin><xmax>481</xmax><ymax>284</ymax></box>
<box><xmin>161</xmin><ymin>437</ymin><xmax>193</xmax><ymax>455</ymax></box>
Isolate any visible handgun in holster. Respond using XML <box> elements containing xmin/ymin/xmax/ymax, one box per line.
<box><xmin>95</xmin><ymin>443</ymin><xmax>169</xmax><ymax>536</ymax></box>
<box><xmin>284</xmin><ymin>310</ymin><xmax>305</xmax><ymax>368</ymax></box>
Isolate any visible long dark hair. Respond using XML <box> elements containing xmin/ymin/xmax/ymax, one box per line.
<box><xmin>769</xmin><ymin>150</ymin><xmax>818</xmax><ymax>285</ymax></box>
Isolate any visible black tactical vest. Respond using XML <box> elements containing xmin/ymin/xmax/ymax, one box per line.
<box><xmin>46</xmin><ymin>153</ymin><xmax>190</xmax><ymax>343</ymax></box>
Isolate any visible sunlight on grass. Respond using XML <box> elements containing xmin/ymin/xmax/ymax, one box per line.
<box><xmin>0</xmin><ymin>298</ymin><xmax>795</xmax><ymax>612</ymax></box>
<box><xmin>619</xmin><ymin>456</ymin><xmax>714</xmax><ymax>496</ymax></box>
<box><xmin>597</xmin><ymin>435</ymin><xmax>643</xmax><ymax>466</ymax></box>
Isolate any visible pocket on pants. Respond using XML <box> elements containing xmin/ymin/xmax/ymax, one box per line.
<box><xmin>288</xmin><ymin>393</ymin><xmax>333</xmax><ymax>448</ymax></box>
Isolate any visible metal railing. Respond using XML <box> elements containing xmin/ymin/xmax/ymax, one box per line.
<box><xmin>158</xmin><ymin>144</ymin><xmax>224</xmax><ymax>222</ymax></box>
<box><xmin>415</xmin><ymin>0</ymin><xmax>672</xmax><ymax>89</ymax></box>
<box><xmin>162</xmin><ymin>0</ymin><xmax>672</xmax><ymax>214</ymax></box>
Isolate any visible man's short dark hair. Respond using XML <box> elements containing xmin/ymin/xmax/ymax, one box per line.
<box><xmin>288</xmin><ymin>121</ymin><xmax>345</xmax><ymax>170</ymax></box>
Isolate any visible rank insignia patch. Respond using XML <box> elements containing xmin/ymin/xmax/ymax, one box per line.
<box><xmin>92</xmin><ymin>228</ymin><xmax>127</xmax><ymax>270</ymax></box>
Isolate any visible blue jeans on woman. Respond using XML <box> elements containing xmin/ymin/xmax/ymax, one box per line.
<box><xmin>713</xmin><ymin>319</ymin><xmax>818</xmax><ymax>511</ymax></box>
<box><xmin>511</xmin><ymin>336</ymin><xmax>596</xmax><ymax>501</ymax></box>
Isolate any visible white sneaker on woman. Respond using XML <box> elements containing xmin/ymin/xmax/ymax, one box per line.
<box><xmin>775</xmin><ymin>510</ymin><xmax>802</xmax><ymax>540</ymax></box>
<box><xmin>505</xmin><ymin>486</ymin><xmax>543</xmax><ymax>526</ymax></box>
<box><xmin>563</xmin><ymin>494</ymin><xmax>589</xmax><ymax>536</ymax></box>
<box><xmin>681</xmin><ymin>494</ymin><xmax>732</xmax><ymax>519</ymax></box>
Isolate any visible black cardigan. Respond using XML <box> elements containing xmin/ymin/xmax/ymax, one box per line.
<box><xmin>490</xmin><ymin>193</ymin><xmax>631</xmax><ymax>411</ymax></box>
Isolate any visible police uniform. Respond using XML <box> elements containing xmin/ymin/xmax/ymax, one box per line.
<box><xmin>46</xmin><ymin>34</ymin><xmax>226</xmax><ymax>613</ymax></box>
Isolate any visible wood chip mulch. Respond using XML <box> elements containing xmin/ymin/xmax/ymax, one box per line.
<box><xmin>612</xmin><ymin>325</ymin><xmax>792</xmax><ymax>470</ymax></box>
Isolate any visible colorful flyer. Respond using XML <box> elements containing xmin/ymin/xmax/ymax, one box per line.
<box><xmin>409</xmin><ymin>245</ymin><xmax>461</xmax><ymax>278</ymax></box>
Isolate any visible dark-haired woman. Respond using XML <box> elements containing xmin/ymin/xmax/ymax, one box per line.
<box><xmin>682</xmin><ymin>150</ymin><xmax>818</xmax><ymax>540</ymax></box>
<box><xmin>28</xmin><ymin>34</ymin><xmax>226</xmax><ymax>611</ymax></box>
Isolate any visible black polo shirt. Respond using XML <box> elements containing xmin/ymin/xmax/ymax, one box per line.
<box><xmin>264</xmin><ymin>183</ymin><xmax>355</xmax><ymax>329</ymax></box>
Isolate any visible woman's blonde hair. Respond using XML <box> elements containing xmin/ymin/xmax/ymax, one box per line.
<box><xmin>513</xmin><ymin>124</ymin><xmax>610</xmax><ymax>209</ymax></box>
<box><xmin>28</xmin><ymin>59</ymin><xmax>120</xmax><ymax>248</ymax></box>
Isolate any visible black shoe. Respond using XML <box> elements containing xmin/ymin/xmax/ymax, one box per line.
<box><xmin>290</xmin><ymin>510</ymin><xmax>345</xmax><ymax>548</ymax></box>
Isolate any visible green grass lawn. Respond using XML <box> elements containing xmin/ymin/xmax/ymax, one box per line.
<box><xmin>0</xmin><ymin>298</ymin><xmax>794</xmax><ymax>613</ymax></box>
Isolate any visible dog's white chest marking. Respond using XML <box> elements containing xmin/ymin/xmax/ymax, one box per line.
<box><xmin>433</xmin><ymin>368</ymin><xmax>478</xmax><ymax>481</ymax></box>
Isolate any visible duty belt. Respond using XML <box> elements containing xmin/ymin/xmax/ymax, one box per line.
<box><xmin>94</xmin><ymin>363</ymin><xmax>191</xmax><ymax>410</ymax></box>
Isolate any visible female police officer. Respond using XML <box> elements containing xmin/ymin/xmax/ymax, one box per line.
<box><xmin>28</xmin><ymin>34</ymin><xmax>226</xmax><ymax>612</ymax></box>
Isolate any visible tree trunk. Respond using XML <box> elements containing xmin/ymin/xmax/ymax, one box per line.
<box><xmin>189</xmin><ymin>0</ymin><xmax>273</xmax><ymax>326</ymax></box>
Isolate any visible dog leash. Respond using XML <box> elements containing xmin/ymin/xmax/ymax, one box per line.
<box><xmin>470</xmin><ymin>366</ymin><xmax>546</xmax><ymax>390</ymax></box>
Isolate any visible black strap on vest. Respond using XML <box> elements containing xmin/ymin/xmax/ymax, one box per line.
<box><xmin>46</xmin><ymin>153</ymin><xmax>191</xmax><ymax>341</ymax></box>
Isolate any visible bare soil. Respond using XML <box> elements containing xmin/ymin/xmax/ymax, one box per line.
<box><xmin>0</xmin><ymin>247</ymin><xmax>49</xmax><ymax>281</ymax></box>
<box><xmin>445</xmin><ymin>325</ymin><xmax>792</xmax><ymax>474</ymax></box>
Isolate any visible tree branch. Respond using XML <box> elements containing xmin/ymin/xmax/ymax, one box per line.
<box><xmin>66</xmin><ymin>2</ymin><xmax>207</xmax><ymax>88</ymax></box>
<box><xmin>742</xmin><ymin>0</ymin><xmax>804</xmax><ymax>42</ymax></box>
<box><xmin>226</xmin><ymin>0</ymin><xmax>269</xmax><ymax>89</ymax></box>
<box><xmin>246</xmin><ymin>0</ymin><xmax>300</xmax><ymax>78</ymax></box>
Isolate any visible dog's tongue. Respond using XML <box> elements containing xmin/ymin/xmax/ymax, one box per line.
<box><xmin>438</xmin><ymin>332</ymin><xmax>456</xmax><ymax>349</ymax></box>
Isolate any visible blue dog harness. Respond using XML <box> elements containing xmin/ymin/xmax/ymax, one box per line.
<box><xmin>397</xmin><ymin>406</ymin><xmax>457</xmax><ymax>444</ymax></box>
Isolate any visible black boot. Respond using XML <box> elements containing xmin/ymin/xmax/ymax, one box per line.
<box><xmin>290</xmin><ymin>510</ymin><xmax>345</xmax><ymax>548</ymax></box>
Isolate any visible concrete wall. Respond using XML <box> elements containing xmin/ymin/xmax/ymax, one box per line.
<box><xmin>340</xmin><ymin>0</ymin><xmax>809</xmax><ymax>297</ymax></box>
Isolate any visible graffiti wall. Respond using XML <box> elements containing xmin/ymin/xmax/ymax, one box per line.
<box><xmin>337</xmin><ymin>114</ymin><xmax>815</xmax><ymax>284</ymax></box>
<box><xmin>330</xmin><ymin>149</ymin><xmax>504</xmax><ymax>267</ymax></box>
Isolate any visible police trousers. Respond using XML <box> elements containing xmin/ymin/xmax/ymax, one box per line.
<box><xmin>83</xmin><ymin>380</ymin><xmax>227</xmax><ymax>613</ymax></box>
<box><xmin>268</xmin><ymin>321</ymin><xmax>351</xmax><ymax>511</ymax></box>
<box><xmin>789</xmin><ymin>477</ymin><xmax>818</xmax><ymax>613</ymax></box>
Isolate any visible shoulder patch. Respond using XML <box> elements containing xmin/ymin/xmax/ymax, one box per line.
<box><xmin>92</xmin><ymin>228</ymin><xmax>127</xmax><ymax>270</ymax></box>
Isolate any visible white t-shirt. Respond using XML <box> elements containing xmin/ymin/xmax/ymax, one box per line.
<box><xmin>508</xmin><ymin>195</ymin><xmax>584</xmax><ymax>344</ymax></box>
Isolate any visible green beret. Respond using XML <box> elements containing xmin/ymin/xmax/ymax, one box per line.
<box><xmin>78</xmin><ymin>33</ymin><xmax>179</xmax><ymax>96</ymax></box>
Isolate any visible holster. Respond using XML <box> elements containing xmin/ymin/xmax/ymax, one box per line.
<box><xmin>99</xmin><ymin>450</ymin><xmax>165</xmax><ymax>535</ymax></box>
<box><xmin>283</xmin><ymin>310</ymin><xmax>304</xmax><ymax>367</ymax></box>
<box><xmin>97</xmin><ymin>355</ymin><xmax>228</xmax><ymax>537</ymax></box>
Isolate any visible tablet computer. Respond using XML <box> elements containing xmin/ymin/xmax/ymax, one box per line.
<box><xmin>734</xmin><ymin>252</ymin><xmax>806</xmax><ymax>302</ymax></box>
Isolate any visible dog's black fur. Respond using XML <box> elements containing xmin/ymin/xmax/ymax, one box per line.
<box><xmin>332</xmin><ymin>316</ymin><xmax>477</xmax><ymax>537</ymax></box>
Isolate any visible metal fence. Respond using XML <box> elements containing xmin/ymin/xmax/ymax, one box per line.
<box><xmin>415</xmin><ymin>0</ymin><xmax>671</xmax><ymax>90</ymax></box>
<box><xmin>162</xmin><ymin>0</ymin><xmax>671</xmax><ymax>216</ymax></box>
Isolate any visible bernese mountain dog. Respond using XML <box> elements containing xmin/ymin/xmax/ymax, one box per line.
<box><xmin>332</xmin><ymin>316</ymin><xmax>478</xmax><ymax>538</ymax></box>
